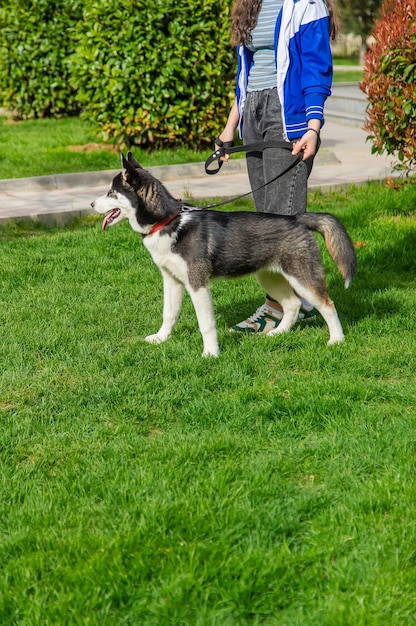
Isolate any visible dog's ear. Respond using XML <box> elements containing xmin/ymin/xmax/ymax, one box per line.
<box><xmin>127</xmin><ymin>151</ymin><xmax>142</xmax><ymax>169</ymax></box>
<box><xmin>121</xmin><ymin>153</ymin><xmax>137</xmax><ymax>183</ymax></box>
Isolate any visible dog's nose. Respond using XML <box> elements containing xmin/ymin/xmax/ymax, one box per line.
<box><xmin>91</xmin><ymin>201</ymin><xmax>95</xmax><ymax>209</ymax></box>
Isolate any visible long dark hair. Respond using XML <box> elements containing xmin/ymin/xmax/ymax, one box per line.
<box><xmin>230</xmin><ymin>0</ymin><xmax>340</xmax><ymax>45</ymax></box>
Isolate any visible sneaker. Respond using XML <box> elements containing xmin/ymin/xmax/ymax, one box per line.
<box><xmin>230</xmin><ymin>303</ymin><xmax>283</xmax><ymax>334</ymax></box>
<box><xmin>297</xmin><ymin>306</ymin><xmax>317</xmax><ymax>322</ymax></box>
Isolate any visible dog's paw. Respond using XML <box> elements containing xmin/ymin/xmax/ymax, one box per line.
<box><xmin>267</xmin><ymin>325</ymin><xmax>289</xmax><ymax>336</ymax></box>
<box><xmin>145</xmin><ymin>333</ymin><xmax>168</xmax><ymax>345</ymax></box>
<box><xmin>327</xmin><ymin>335</ymin><xmax>344</xmax><ymax>345</ymax></box>
<box><xmin>202</xmin><ymin>346</ymin><xmax>220</xmax><ymax>358</ymax></box>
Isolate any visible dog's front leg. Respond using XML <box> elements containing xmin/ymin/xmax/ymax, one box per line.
<box><xmin>188</xmin><ymin>286</ymin><xmax>219</xmax><ymax>357</ymax></box>
<box><xmin>145</xmin><ymin>270</ymin><xmax>184</xmax><ymax>345</ymax></box>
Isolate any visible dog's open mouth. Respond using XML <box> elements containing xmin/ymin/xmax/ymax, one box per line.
<box><xmin>102</xmin><ymin>209</ymin><xmax>121</xmax><ymax>231</ymax></box>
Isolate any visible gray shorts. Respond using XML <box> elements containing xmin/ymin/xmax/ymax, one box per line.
<box><xmin>243</xmin><ymin>88</ymin><xmax>316</xmax><ymax>215</ymax></box>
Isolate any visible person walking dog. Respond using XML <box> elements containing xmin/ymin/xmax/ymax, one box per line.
<box><xmin>217</xmin><ymin>0</ymin><xmax>339</xmax><ymax>333</ymax></box>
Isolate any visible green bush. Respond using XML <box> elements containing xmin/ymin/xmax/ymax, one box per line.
<box><xmin>71</xmin><ymin>0</ymin><xmax>235</xmax><ymax>149</ymax></box>
<box><xmin>0</xmin><ymin>0</ymin><xmax>82</xmax><ymax>118</ymax></box>
<box><xmin>0</xmin><ymin>0</ymin><xmax>235</xmax><ymax>149</ymax></box>
<box><xmin>360</xmin><ymin>0</ymin><xmax>416</xmax><ymax>173</ymax></box>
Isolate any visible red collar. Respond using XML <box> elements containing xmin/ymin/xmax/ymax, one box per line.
<box><xmin>148</xmin><ymin>211</ymin><xmax>180</xmax><ymax>236</ymax></box>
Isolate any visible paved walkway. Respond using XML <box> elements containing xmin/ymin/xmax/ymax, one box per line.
<box><xmin>0</xmin><ymin>106</ymin><xmax>395</xmax><ymax>225</ymax></box>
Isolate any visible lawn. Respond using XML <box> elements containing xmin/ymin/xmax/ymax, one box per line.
<box><xmin>1</xmin><ymin>182</ymin><xmax>416</xmax><ymax>624</ymax></box>
<box><xmin>0</xmin><ymin>115</ymin><xmax>214</xmax><ymax>179</ymax></box>
<box><xmin>333</xmin><ymin>70</ymin><xmax>363</xmax><ymax>82</ymax></box>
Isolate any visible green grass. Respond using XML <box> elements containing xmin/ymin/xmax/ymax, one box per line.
<box><xmin>333</xmin><ymin>70</ymin><xmax>363</xmax><ymax>82</ymax></box>
<box><xmin>1</xmin><ymin>182</ymin><xmax>416</xmax><ymax>624</ymax></box>
<box><xmin>333</xmin><ymin>57</ymin><xmax>360</xmax><ymax>66</ymax></box>
<box><xmin>0</xmin><ymin>115</ymin><xmax>213</xmax><ymax>180</ymax></box>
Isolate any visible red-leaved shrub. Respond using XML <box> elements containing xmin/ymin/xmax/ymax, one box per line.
<box><xmin>360</xmin><ymin>0</ymin><xmax>416</xmax><ymax>173</ymax></box>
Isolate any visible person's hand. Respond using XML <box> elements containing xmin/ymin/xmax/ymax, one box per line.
<box><xmin>216</xmin><ymin>100</ymin><xmax>239</xmax><ymax>163</ymax></box>
<box><xmin>215</xmin><ymin>131</ymin><xmax>235</xmax><ymax>162</ymax></box>
<box><xmin>292</xmin><ymin>128</ymin><xmax>320</xmax><ymax>161</ymax></box>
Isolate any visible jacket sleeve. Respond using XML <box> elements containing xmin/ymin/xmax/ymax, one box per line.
<box><xmin>298</xmin><ymin>12</ymin><xmax>333</xmax><ymax>122</ymax></box>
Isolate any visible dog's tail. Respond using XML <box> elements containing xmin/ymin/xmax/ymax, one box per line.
<box><xmin>298</xmin><ymin>212</ymin><xmax>357</xmax><ymax>288</ymax></box>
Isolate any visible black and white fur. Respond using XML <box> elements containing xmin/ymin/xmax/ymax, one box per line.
<box><xmin>92</xmin><ymin>153</ymin><xmax>357</xmax><ymax>357</ymax></box>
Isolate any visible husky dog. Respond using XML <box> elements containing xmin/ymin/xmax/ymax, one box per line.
<box><xmin>92</xmin><ymin>153</ymin><xmax>356</xmax><ymax>357</ymax></box>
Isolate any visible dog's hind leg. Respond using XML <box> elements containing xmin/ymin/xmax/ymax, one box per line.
<box><xmin>305</xmin><ymin>294</ymin><xmax>344</xmax><ymax>345</ymax></box>
<box><xmin>187</xmin><ymin>285</ymin><xmax>219</xmax><ymax>357</ymax></box>
<box><xmin>284</xmin><ymin>275</ymin><xmax>345</xmax><ymax>345</ymax></box>
<box><xmin>317</xmin><ymin>301</ymin><xmax>344</xmax><ymax>345</ymax></box>
<box><xmin>145</xmin><ymin>270</ymin><xmax>185</xmax><ymax>345</ymax></box>
<box><xmin>256</xmin><ymin>270</ymin><xmax>301</xmax><ymax>334</ymax></box>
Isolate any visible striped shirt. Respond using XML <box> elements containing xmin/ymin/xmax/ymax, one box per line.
<box><xmin>247</xmin><ymin>0</ymin><xmax>284</xmax><ymax>92</ymax></box>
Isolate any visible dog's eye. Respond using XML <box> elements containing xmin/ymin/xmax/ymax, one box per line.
<box><xmin>107</xmin><ymin>189</ymin><xmax>117</xmax><ymax>198</ymax></box>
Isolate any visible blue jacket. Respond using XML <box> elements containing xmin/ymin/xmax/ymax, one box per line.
<box><xmin>236</xmin><ymin>0</ymin><xmax>333</xmax><ymax>140</ymax></box>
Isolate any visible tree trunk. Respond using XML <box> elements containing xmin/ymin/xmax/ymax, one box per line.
<box><xmin>359</xmin><ymin>36</ymin><xmax>368</xmax><ymax>65</ymax></box>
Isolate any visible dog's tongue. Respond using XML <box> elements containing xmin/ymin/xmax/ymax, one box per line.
<box><xmin>102</xmin><ymin>209</ymin><xmax>120</xmax><ymax>231</ymax></box>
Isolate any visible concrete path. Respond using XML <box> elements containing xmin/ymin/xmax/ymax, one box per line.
<box><xmin>0</xmin><ymin>97</ymin><xmax>395</xmax><ymax>225</ymax></box>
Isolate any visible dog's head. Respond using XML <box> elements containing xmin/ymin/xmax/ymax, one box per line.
<box><xmin>92</xmin><ymin>152</ymin><xmax>180</xmax><ymax>235</ymax></box>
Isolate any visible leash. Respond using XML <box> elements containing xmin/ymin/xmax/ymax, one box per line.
<box><xmin>197</xmin><ymin>138</ymin><xmax>303</xmax><ymax>210</ymax></box>
<box><xmin>204</xmin><ymin>138</ymin><xmax>299</xmax><ymax>175</ymax></box>
<box><xmin>147</xmin><ymin>139</ymin><xmax>305</xmax><ymax>234</ymax></box>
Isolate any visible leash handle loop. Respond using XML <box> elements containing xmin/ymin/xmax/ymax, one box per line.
<box><xmin>204</xmin><ymin>139</ymin><xmax>296</xmax><ymax>175</ymax></box>
<box><xmin>205</xmin><ymin>138</ymin><xmax>235</xmax><ymax>175</ymax></box>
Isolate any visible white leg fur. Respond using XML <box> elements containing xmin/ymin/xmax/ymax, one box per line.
<box><xmin>316</xmin><ymin>302</ymin><xmax>344</xmax><ymax>345</ymax></box>
<box><xmin>268</xmin><ymin>293</ymin><xmax>300</xmax><ymax>335</ymax></box>
<box><xmin>145</xmin><ymin>271</ymin><xmax>184</xmax><ymax>345</ymax></box>
<box><xmin>187</xmin><ymin>286</ymin><xmax>219</xmax><ymax>357</ymax></box>
<box><xmin>256</xmin><ymin>271</ymin><xmax>301</xmax><ymax>335</ymax></box>
<box><xmin>257</xmin><ymin>270</ymin><xmax>345</xmax><ymax>344</ymax></box>
<box><xmin>285</xmin><ymin>279</ymin><xmax>345</xmax><ymax>345</ymax></box>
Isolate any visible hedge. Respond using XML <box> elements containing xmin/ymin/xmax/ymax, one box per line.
<box><xmin>360</xmin><ymin>0</ymin><xmax>416</xmax><ymax>173</ymax></box>
<box><xmin>72</xmin><ymin>0</ymin><xmax>235</xmax><ymax>149</ymax></box>
<box><xmin>0</xmin><ymin>0</ymin><xmax>236</xmax><ymax>149</ymax></box>
<box><xmin>0</xmin><ymin>0</ymin><xmax>82</xmax><ymax>118</ymax></box>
